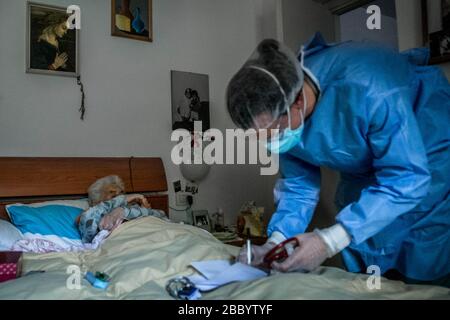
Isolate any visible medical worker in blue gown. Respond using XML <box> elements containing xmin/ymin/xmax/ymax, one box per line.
<box><xmin>228</xmin><ymin>33</ymin><xmax>450</xmax><ymax>287</ymax></box>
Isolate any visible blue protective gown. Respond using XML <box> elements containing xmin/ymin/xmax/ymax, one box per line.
<box><xmin>267</xmin><ymin>33</ymin><xmax>450</xmax><ymax>281</ymax></box>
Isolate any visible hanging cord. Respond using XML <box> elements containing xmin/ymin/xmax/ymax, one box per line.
<box><xmin>77</xmin><ymin>75</ymin><xmax>86</xmax><ymax>120</ymax></box>
<box><xmin>128</xmin><ymin>157</ymin><xmax>135</xmax><ymax>192</ymax></box>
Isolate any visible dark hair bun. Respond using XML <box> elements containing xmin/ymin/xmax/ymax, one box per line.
<box><xmin>257</xmin><ymin>39</ymin><xmax>280</xmax><ymax>55</ymax></box>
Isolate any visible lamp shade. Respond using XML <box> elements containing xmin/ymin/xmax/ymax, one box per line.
<box><xmin>180</xmin><ymin>162</ymin><xmax>210</xmax><ymax>183</ymax></box>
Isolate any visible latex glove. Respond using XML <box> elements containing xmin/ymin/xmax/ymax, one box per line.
<box><xmin>271</xmin><ymin>232</ymin><xmax>328</xmax><ymax>273</ymax></box>
<box><xmin>236</xmin><ymin>241</ymin><xmax>276</xmax><ymax>267</ymax></box>
<box><xmin>99</xmin><ymin>207</ymin><xmax>125</xmax><ymax>231</ymax></box>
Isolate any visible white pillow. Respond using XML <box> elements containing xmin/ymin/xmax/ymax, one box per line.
<box><xmin>0</xmin><ymin>219</ymin><xmax>23</xmax><ymax>250</ymax></box>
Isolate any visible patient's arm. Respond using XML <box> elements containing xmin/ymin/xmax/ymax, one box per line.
<box><xmin>126</xmin><ymin>194</ymin><xmax>151</xmax><ymax>208</ymax></box>
<box><xmin>123</xmin><ymin>205</ymin><xmax>168</xmax><ymax>221</ymax></box>
<box><xmin>79</xmin><ymin>195</ymin><xmax>128</xmax><ymax>243</ymax></box>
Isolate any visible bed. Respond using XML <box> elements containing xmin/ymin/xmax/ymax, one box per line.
<box><xmin>0</xmin><ymin>157</ymin><xmax>448</xmax><ymax>300</ymax></box>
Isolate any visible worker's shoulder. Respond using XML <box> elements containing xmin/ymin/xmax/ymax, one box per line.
<box><xmin>308</xmin><ymin>41</ymin><xmax>412</xmax><ymax>85</ymax></box>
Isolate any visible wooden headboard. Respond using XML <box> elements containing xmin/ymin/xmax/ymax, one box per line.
<box><xmin>0</xmin><ymin>157</ymin><xmax>168</xmax><ymax>221</ymax></box>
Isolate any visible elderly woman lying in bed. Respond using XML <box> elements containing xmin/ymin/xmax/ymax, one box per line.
<box><xmin>77</xmin><ymin>175</ymin><xmax>168</xmax><ymax>243</ymax></box>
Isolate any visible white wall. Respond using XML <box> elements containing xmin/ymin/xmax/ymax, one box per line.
<box><xmin>396</xmin><ymin>0</ymin><xmax>450</xmax><ymax>78</ymax></box>
<box><xmin>281</xmin><ymin>0</ymin><xmax>336</xmax><ymax>51</ymax></box>
<box><xmin>0</xmin><ymin>0</ymin><xmax>280</xmax><ymax>225</ymax></box>
<box><xmin>339</xmin><ymin>7</ymin><xmax>399</xmax><ymax>49</ymax></box>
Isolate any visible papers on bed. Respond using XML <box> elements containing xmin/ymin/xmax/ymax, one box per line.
<box><xmin>188</xmin><ymin>260</ymin><xmax>268</xmax><ymax>291</ymax></box>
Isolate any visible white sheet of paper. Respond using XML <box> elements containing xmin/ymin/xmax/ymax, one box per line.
<box><xmin>189</xmin><ymin>260</ymin><xmax>268</xmax><ymax>291</ymax></box>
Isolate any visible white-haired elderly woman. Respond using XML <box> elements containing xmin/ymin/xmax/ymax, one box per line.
<box><xmin>77</xmin><ymin>175</ymin><xmax>167</xmax><ymax>243</ymax></box>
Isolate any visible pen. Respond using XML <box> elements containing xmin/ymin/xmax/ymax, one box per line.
<box><xmin>247</xmin><ymin>239</ymin><xmax>251</xmax><ymax>265</ymax></box>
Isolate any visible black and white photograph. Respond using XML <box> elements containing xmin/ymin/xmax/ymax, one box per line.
<box><xmin>173</xmin><ymin>180</ymin><xmax>181</xmax><ymax>193</ymax></box>
<box><xmin>171</xmin><ymin>71</ymin><xmax>210</xmax><ymax>133</ymax></box>
<box><xmin>423</xmin><ymin>0</ymin><xmax>450</xmax><ymax>63</ymax></box>
<box><xmin>193</xmin><ymin>210</ymin><xmax>211</xmax><ymax>232</ymax></box>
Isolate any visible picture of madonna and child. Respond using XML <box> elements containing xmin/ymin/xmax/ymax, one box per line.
<box><xmin>77</xmin><ymin>175</ymin><xmax>168</xmax><ymax>243</ymax></box>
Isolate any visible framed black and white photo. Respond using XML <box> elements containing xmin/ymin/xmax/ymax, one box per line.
<box><xmin>193</xmin><ymin>210</ymin><xmax>211</xmax><ymax>232</ymax></box>
<box><xmin>422</xmin><ymin>0</ymin><xmax>450</xmax><ymax>64</ymax></box>
<box><xmin>171</xmin><ymin>71</ymin><xmax>210</xmax><ymax>133</ymax></box>
<box><xmin>26</xmin><ymin>2</ymin><xmax>79</xmax><ymax>77</ymax></box>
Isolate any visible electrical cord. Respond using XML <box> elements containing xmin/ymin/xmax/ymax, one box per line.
<box><xmin>76</xmin><ymin>75</ymin><xmax>86</xmax><ymax>120</ymax></box>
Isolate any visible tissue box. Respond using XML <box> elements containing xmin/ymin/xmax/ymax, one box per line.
<box><xmin>0</xmin><ymin>252</ymin><xmax>22</xmax><ymax>283</ymax></box>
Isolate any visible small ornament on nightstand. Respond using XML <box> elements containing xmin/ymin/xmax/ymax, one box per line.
<box><xmin>211</xmin><ymin>207</ymin><xmax>225</xmax><ymax>232</ymax></box>
<box><xmin>237</xmin><ymin>201</ymin><xmax>265</xmax><ymax>237</ymax></box>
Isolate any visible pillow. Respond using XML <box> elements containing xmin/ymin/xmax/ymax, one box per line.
<box><xmin>0</xmin><ymin>220</ymin><xmax>23</xmax><ymax>250</ymax></box>
<box><xmin>6</xmin><ymin>199</ymin><xmax>89</xmax><ymax>241</ymax></box>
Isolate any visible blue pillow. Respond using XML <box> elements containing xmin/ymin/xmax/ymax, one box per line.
<box><xmin>7</xmin><ymin>205</ymin><xmax>83</xmax><ymax>240</ymax></box>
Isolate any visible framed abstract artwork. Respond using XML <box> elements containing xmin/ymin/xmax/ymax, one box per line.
<box><xmin>111</xmin><ymin>0</ymin><xmax>153</xmax><ymax>42</ymax></box>
<box><xmin>26</xmin><ymin>2</ymin><xmax>79</xmax><ymax>77</ymax></box>
<box><xmin>422</xmin><ymin>0</ymin><xmax>450</xmax><ymax>64</ymax></box>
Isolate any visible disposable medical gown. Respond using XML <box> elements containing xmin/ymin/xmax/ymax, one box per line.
<box><xmin>267</xmin><ymin>33</ymin><xmax>450</xmax><ymax>281</ymax></box>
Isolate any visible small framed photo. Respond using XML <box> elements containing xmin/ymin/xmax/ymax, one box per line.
<box><xmin>26</xmin><ymin>2</ymin><xmax>79</xmax><ymax>77</ymax></box>
<box><xmin>112</xmin><ymin>0</ymin><xmax>153</xmax><ymax>42</ymax></box>
<box><xmin>193</xmin><ymin>210</ymin><xmax>211</xmax><ymax>232</ymax></box>
<box><xmin>173</xmin><ymin>180</ymin><xmax>182</xmax><ymax>193</ymax></box>
<box><xmin>422</xmin><ymin>0</ymin><xmax>450</xmax><ymax>64</ymax></box>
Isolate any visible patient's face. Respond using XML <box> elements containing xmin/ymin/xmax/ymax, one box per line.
<box><xmin>101</xmin><ymin>184</ymin><xmax>124</xmax><ymax>201</ymax></box>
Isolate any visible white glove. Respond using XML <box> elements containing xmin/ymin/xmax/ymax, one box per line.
<box><xmin>271</xmin><ymin>224</ymin><xmax>351</xmax><ymax>273</ymax></box>
<box><xmin>271</xmin><ymin>232</ymin><xmax>329</xmax><ymax>272</ymax></box>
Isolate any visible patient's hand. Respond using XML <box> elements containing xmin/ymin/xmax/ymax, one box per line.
<box><xmin>99</xmin><ymin>207</ymin><xmax>125</xmax><ymax>231</ymax></box>
<box><xmin>126</xmin><ymin>194</ymin><xmax>151</xmax><ymax>208</ymax></box>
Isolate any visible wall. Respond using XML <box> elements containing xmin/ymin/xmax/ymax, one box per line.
<box><xmin>0</xmin><ymin>0</ymin><xmax>280</xmax><ymax>225</ymax></box>
<box><xmin>396</xmin><ymin>0</ymin><xmax>450</xmax><ymax>78</ymax></box>
<box><xmin>281</xmin><ymin>0</ymin><xmax>336</xmax><ymax>52</ymax></box>
<box><xmin>278</xmin><ymin>0</ymin><xmax>339</xmax><ymax>231</ymax></box>
<box><xmin>339</xmin><ymin>0</ymin><xmax>399</xmax><ymax>49</ymax></box>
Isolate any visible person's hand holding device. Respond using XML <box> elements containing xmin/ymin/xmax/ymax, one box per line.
<box><xmin>271</xmin><ymin>232</ymin><xmax>328</xmax><ymax>272</ymax></box>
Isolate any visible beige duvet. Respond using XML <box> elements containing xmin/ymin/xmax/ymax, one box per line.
<box><xmin>0</xmin><ymin>217</ymin><xmax>448</xmax><ymax>300</ymax></box>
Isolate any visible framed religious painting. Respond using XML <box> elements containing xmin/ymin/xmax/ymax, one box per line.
<box><xmin>26</xmin><ymin>2</ymin><xmax>79</xmax><ymax>77</ymax></box>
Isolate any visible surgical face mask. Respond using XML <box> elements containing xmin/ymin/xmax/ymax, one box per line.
<box><xmin>265</xmin><ymin>88</ymin><xmax>308</xmax><ymax>154</ymax></box>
